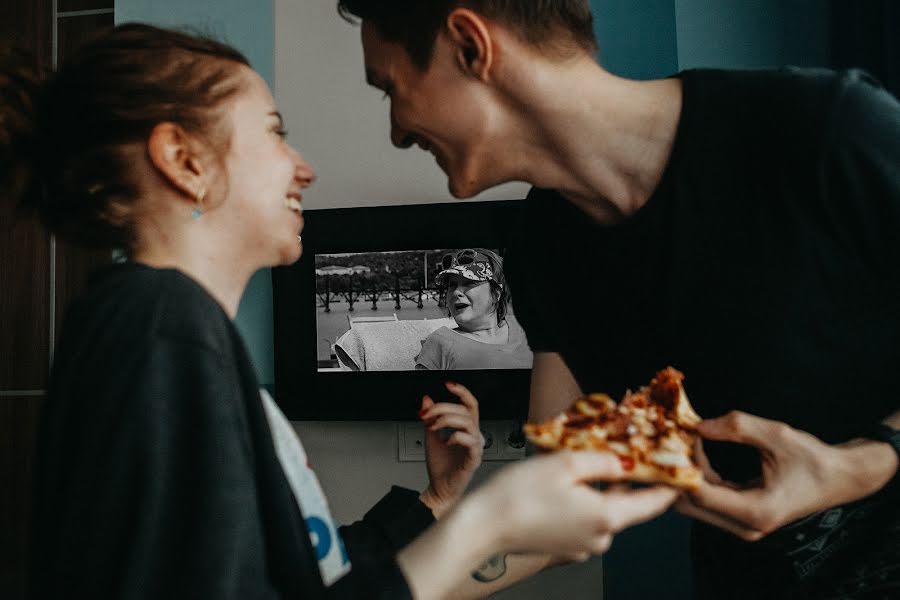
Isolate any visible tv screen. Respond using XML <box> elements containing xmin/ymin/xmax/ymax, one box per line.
<box><xmin>315</xmin><ymin>248</ymin><xmax>533</xmax><ymax>373</ymax></box>
<box><xmin>273</xmin><ymin>201</ymin><xmax>532</xmax><ymax>420</ymax></box>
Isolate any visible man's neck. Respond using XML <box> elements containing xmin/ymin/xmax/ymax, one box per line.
<box><xmin>498</xmin><ymin>58</ymin><xmax>683</xmax><ymax>223</ymax></box>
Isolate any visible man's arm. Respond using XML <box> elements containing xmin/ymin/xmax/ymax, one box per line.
<box><xmin>529</xmin><ymin>352</ymin><xmax>583</xmax><ymax>421</ymax></box>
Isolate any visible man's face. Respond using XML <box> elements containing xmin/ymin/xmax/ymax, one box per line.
<box><xmin>360</xmin><ymin>22</ymin><xmax>498</xmax><ymax>198</ymax></box>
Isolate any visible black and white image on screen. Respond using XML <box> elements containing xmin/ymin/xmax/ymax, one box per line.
<box><xmin>314</xmin><ymin>248</ymin><xmax>533</xmax><ymax>372</ymax></box>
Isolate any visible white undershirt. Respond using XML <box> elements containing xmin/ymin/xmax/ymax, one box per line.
<box><xmin>260</xmin><ymin>389</ymin><xmax>352</xmax><ymax>586</ymax></box>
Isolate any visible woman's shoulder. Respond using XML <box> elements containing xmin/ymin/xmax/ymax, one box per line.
<box><xmin>65</xmin><ymin>262</ymin><xmax>233</xmax><ymax>353</ymax></box>
<box><xmin>427</xmin><ymin>325</ymin><xmax>457</xmax><ymax>339</ymax></box>
<box><xmin>421</xmin><ymin>326</ymin><xmax>459</xmax><ymax>351</ymax></box>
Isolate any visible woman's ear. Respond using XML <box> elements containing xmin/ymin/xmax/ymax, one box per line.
<box><xmin>445</xmin><ymin>8</ymin><xmax>493</xmax><ymax>80</ymax></box>
<box><xmin>146</xmin><ymin>122</ymin><xmax>210</xmax><ymax>203</ymax></box>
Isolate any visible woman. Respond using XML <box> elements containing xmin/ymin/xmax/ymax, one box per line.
<box><xmin>1</xmin><ymin>24</ymin><xmax>677</xmax><ymax>599</ymax></box>
<box><xmin>416</xmin><ymin>248</ymin><xmax>532</xmax><ymax>370</ymax></box>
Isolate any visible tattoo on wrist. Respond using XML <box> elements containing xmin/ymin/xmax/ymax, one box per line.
<box><xmin>472</xmin><ymin>553</ymin><xmax>508</xmax><ymax>582</ymax></box>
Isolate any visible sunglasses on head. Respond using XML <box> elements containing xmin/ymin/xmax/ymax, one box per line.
<box><xmin>441</xmin><ymin>249</ymin><xmax>494</xmax><ymax>270</ymax></box>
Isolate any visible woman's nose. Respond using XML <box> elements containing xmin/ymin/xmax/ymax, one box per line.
<box><xmin>294</xmin><ymin>152</ymin><xmax>316</xmax><ymax>187</ymax></box>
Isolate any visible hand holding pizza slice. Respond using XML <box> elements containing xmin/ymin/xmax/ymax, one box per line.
<box><xmin>524</xmin><ymin>367</ymin><xmax>704</xmax><ymax>490</ymax></box>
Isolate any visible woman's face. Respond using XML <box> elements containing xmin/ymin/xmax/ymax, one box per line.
<box><xmin>447</xmin><ymin>275</ymin><xmax>497</xmax><ymax>331</ymax></box>
<box><xmin>217</xmin><ymin>67</ymin><xmax>314</xmax><ymax>267</ymax></box>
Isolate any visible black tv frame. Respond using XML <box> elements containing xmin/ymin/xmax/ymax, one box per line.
<box><xmin>272</xmin><ymin>200</ymin><xmax>532</xmax><ymax>421</ymax></box>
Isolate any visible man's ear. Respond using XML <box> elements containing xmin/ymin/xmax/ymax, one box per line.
<box><xmin>146</xmin><ymin>122</ymin><xmax>209</xmax><ymax>202</ymax></box>
<box><xmin>446</xmin><ymin>8</ymin><xmax>493</xmax><ymax>80</ymax></box>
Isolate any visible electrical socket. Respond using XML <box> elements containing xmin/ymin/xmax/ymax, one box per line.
<box><xmin>480</xmin><ymin>425</ymin><xmax>500</xmax><ymax>459</ymax></box>
<box><xmin>397</xmin><ymin>420</ymin><xmax>526</xmax><ymax>462</ymax></box>
<box><xmin>398</xmin><ymin>422</ymin><xmax>426</xmax><ymax>461</ymax></box>
<box><xmin>482</xmin><ymin>420</ymin><xmax>527</xmax><ymax>461</ymax></box>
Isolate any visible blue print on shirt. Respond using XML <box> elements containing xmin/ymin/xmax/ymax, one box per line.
<box><xmin>306</xmin><ymin>516</ymin><xmax>332</xmax><ymax>560</ymax></box>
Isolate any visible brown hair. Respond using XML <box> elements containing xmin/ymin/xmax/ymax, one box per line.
<box><xmin>337</xmin><ymin>0</ymin><xmax>597</xmax><ymax>70</ymax></box>
<box><xmin>0</xmin><ymin>23</ymin><xmax>250</xmax><ymax>250</ymax></box>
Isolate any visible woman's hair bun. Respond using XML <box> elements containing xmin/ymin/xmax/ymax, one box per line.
<box><xmin>2</xmin><ymin>24</ymin><xmax>251</xmax><ymax>249</ymax></box>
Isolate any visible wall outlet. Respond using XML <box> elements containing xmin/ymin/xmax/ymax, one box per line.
<box><xmin>483</xmin><ymin>420</ymin><xmax>527</xmax><ymax>461</ymax></box>
<box><xmin>397</xmin><ymin>420</ymin><xmax>526</xmax><ymax>462</ymax></box>
<box><xmin>480</xmin><ymin>425</ymin><xmax>500</xmax><ymax>459</ymax></box>
<box><xmin>398</xmin><ymin>422</ymin><xmax>426</xmax><ymax>461</ymax></box>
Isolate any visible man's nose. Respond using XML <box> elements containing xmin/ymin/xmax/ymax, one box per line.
<box><xmin>390</xmin><ymin>111</ymin><xmax>414</xmax><ymax>149</ymax></box>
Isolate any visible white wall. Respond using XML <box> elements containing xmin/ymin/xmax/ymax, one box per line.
<box><xmin>273</xmin><ymin>0</ymin><xmax>529</xmax><ymax>210</ymax></box>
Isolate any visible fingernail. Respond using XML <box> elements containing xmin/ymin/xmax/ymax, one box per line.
<box><xmin>418</xmin><ymin>408</ymin><xmax>428</xmax><ymax>418</ymax></box>
<box><xmin>445</xmin><ymin>381</ymin><xmax>457</xmax><ymax>388</ymax></box>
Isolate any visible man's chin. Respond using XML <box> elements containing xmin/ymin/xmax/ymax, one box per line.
<box><xmin>447</xmin><ymin>177</ymin><xmax>481</xmax><ymax>200</ymax></box>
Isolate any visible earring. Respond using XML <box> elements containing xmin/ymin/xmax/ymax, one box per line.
<box><xmin>192</xmin><ymin>187</ymin><xmax>206</xmax><ymax>220</ymax></box>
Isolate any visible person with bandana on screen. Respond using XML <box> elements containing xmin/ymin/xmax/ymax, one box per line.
<box><xmin>416</xmin><ymin>248</ymin><xmax>533</xmax><ymax>370</ymax></box>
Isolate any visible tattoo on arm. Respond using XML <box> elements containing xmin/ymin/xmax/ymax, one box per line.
<box><xmin>472</xmin><ymin>553</ymin><xmax>508</xmax><ymax>582</ymax></box>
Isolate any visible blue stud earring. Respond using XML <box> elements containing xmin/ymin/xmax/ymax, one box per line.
<box><xmin>192</xmin><ymin>187</ymin><xmax>206</xmax><ymax>220</ymax></box>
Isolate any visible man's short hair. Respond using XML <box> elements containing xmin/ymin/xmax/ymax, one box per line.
<box><xmin>338</xmin><ymin>1</ymin><xmax>597</xmax><ymax>70</ymax></box>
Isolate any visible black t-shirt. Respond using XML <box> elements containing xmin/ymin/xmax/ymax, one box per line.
<box><xmin>30</xmin><ymin>263</ymin><xmax>432</xmax><ymax>599</ymax></box>
<box><xmin>508</xmin><ymin>68</ymin><xmax>900</xmax><ymax>598</ymax></box>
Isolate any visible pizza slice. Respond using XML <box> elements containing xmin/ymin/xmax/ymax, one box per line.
<box><xmin>523</xmin><ymin>367</ymin><xmax>703</xmax><ymax>490</ymax></box>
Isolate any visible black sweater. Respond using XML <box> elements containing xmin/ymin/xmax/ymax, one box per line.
<box><xmin>30</xmin><ymin>263</ymin><xmax>433</xmax><ymax>599</ymax></box>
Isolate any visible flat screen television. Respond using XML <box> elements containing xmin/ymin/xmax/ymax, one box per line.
<box><xmin>272</xmin><ymin>200</ymin><xmax>532</xmax><ymax>420</ymax></box>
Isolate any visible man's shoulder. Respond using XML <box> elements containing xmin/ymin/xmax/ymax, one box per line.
<box><xmin>684</xmin><ymin>66</ymin><xmax>854</xmax><ymax>99</ymax></box>
<box><xmin>682</xmin><ymin>67</ymin><xmax>874</xmax><ymax>136</ymax></box>
<box><xmin>669</xmin><ymin>67</ymin><xmax>880</xmax><ymax>170</ymax></box>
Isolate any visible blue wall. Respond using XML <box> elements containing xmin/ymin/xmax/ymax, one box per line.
<box><xmin>674</xmin><ymin>0</ymin><xmax>830</xmax><ymax>70</ymax></box>
<box><xmin>591</xmin><ymin>0</ymin><xmax>679</xmax><ymax>79</ymax></box>
<box><xmin>115</xmin><ymin>0</ymin><xmax>276</xmax><ymax>384</ymax></box>
<box><xmin>590</xmin><ymin>0</ymin><xmax>830</xmax><ymax>78</ymax></box>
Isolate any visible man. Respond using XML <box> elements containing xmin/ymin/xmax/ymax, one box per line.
<box><xmin>338</xmin><ymin>1</ymin><xmax>900</xmax><ymax>598</ymax></box>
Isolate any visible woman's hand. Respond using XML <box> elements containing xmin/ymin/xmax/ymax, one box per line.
<box><xmin>397</xmin><ymin>450</ymin><xmax>677</xmax><ymax>600</ymax></box>
<box><xmin>676</xmin><ymin>411</ymin><xmax>899</xmax><ymax>541</ymax></box>
<box><xmin>419</xmin><ymin>382</ymin><xmax>484</xmax><ymax>517</ymax></box>
<box><xmin>472</xmin><ymin>451</ymin><xmax>678</xmax><ymax>556</ymax></box>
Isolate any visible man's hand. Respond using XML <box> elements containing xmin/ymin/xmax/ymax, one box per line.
<box><xmin>419</xmin><ymin>382</ymin><xmax>484</xmax><ymax>517</ymax></box>
<box><xmin>677</xmin><ymin>411</ymin><xmax>899</xmax><ymax>541</ymax></box>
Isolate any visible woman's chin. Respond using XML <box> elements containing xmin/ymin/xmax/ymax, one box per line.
<box><xmin>274</xmin><ymin>238</ymin><xmax>303</xmax><ymax>266</ymax></box>
<box><xmin>452</xmin><ymin>315</ymin><xmax>475</xmax><ymax>330</ymax></box>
